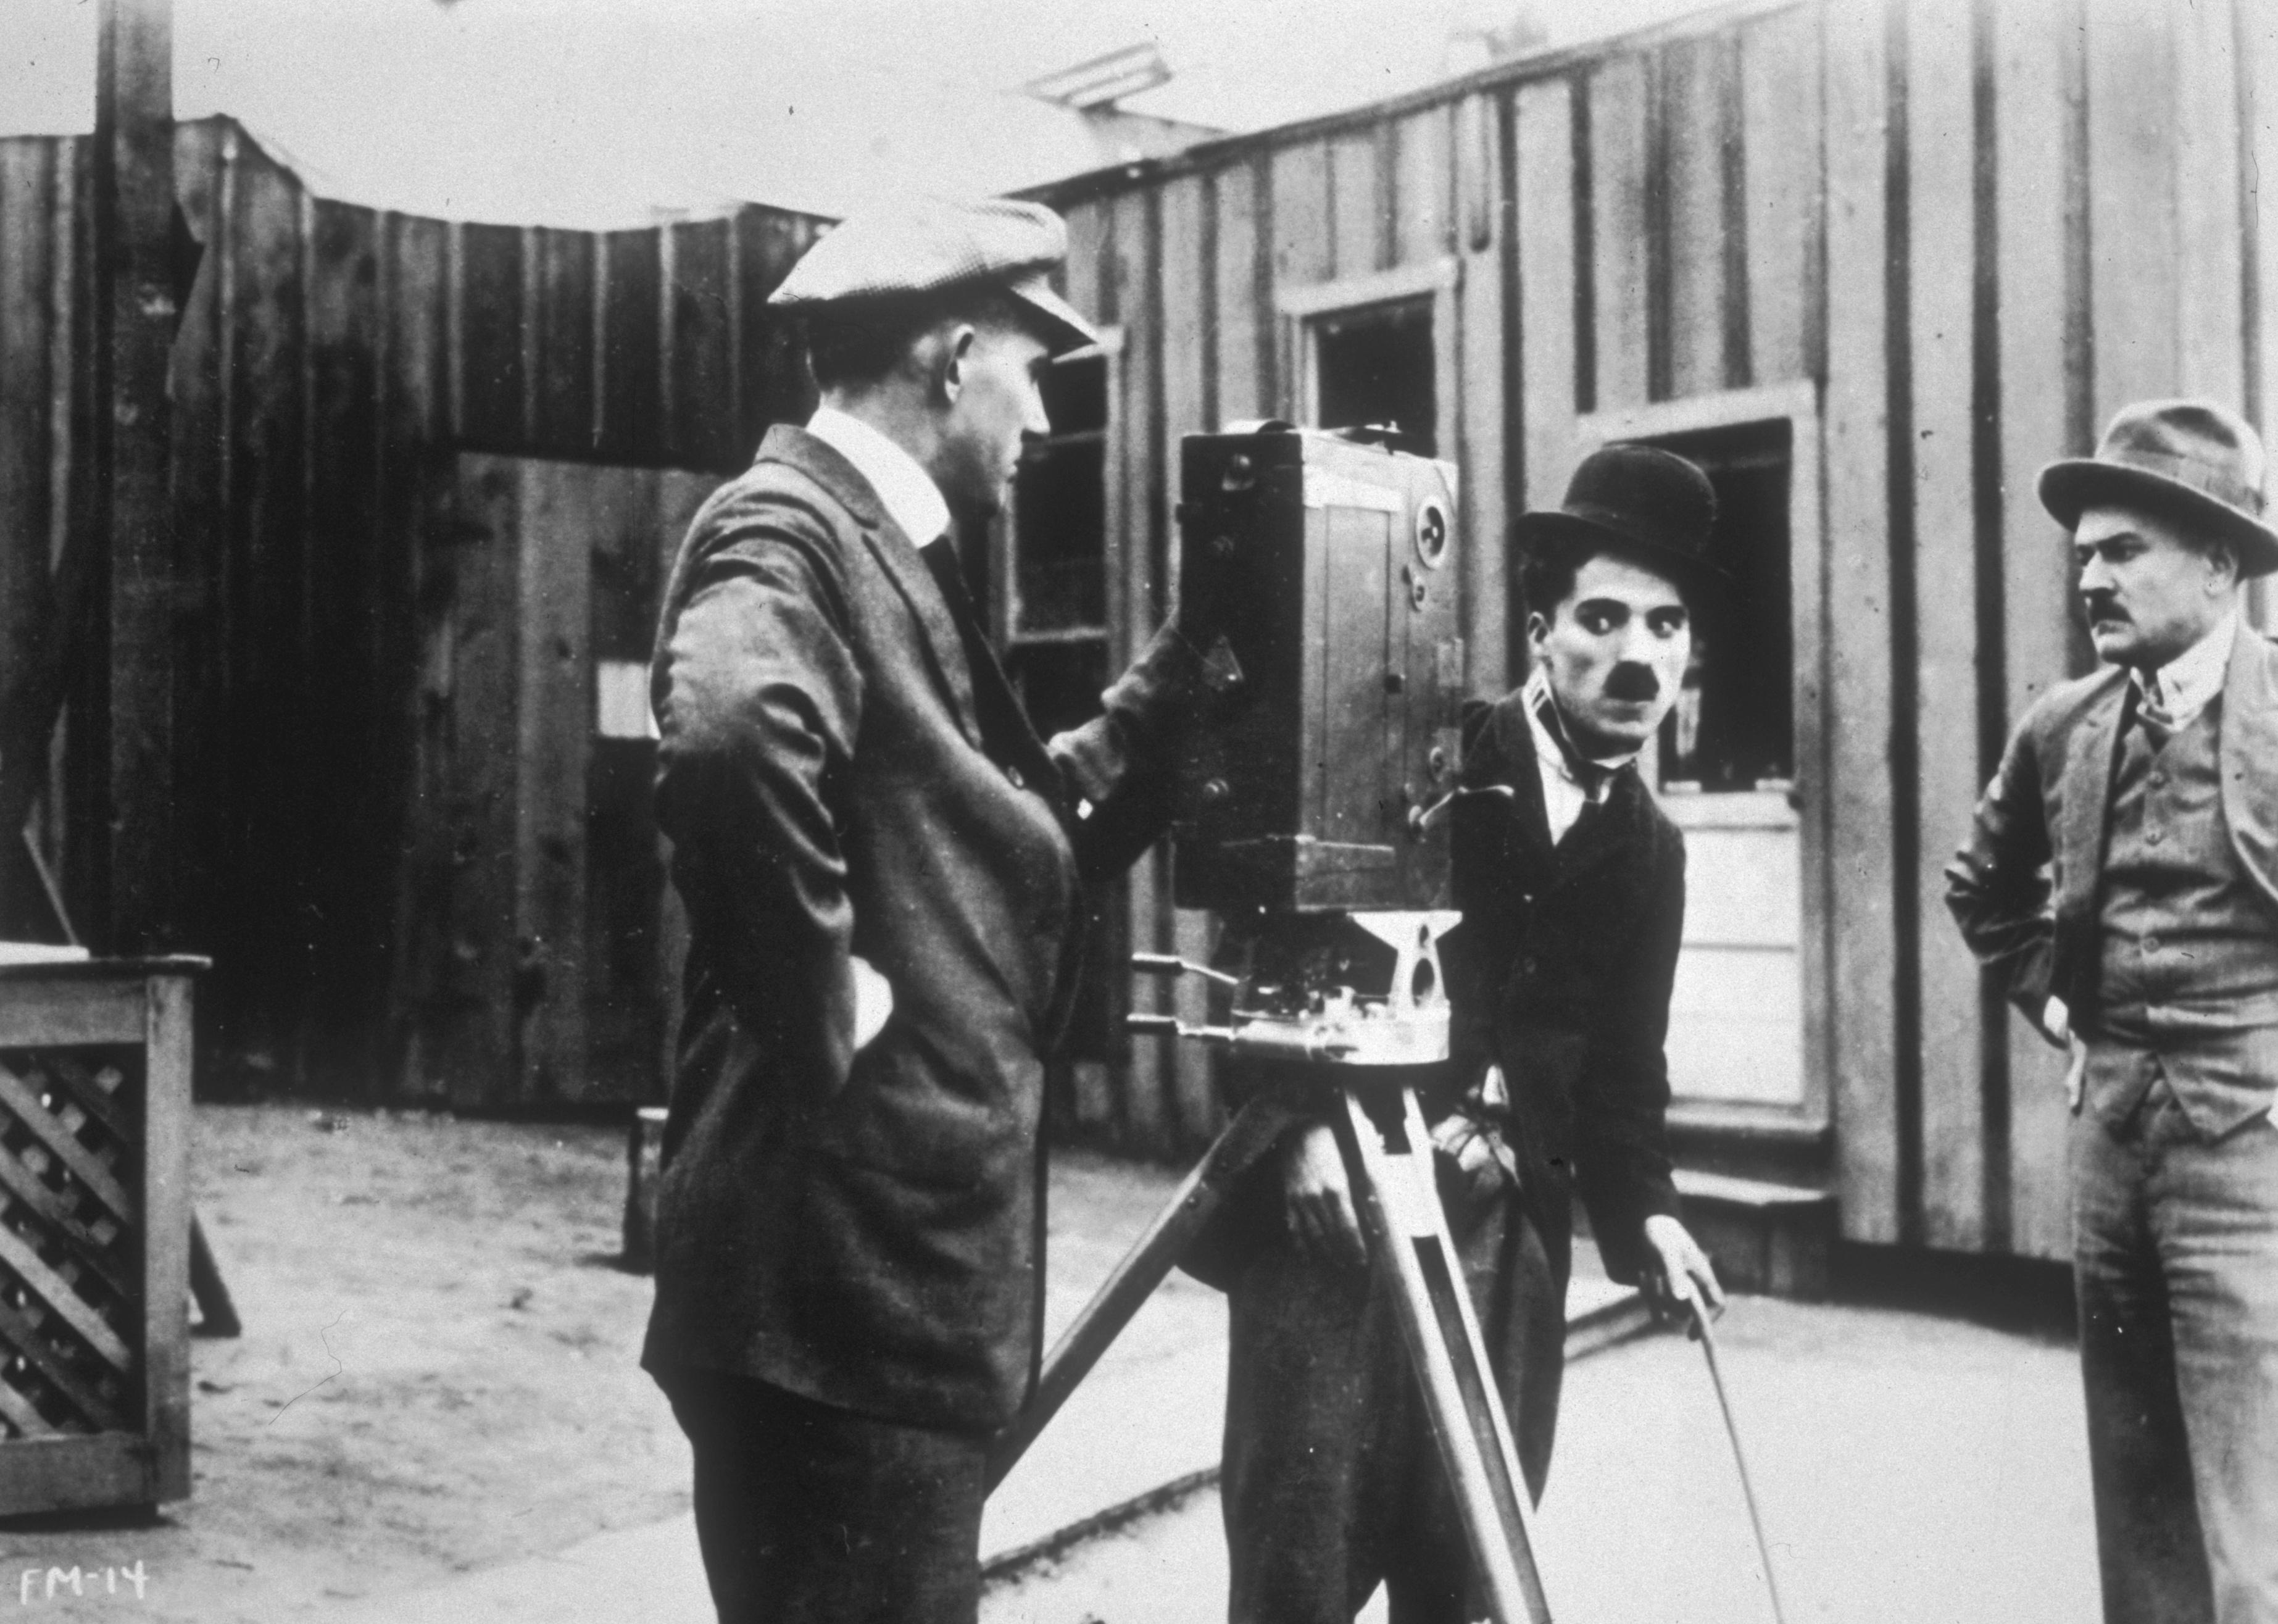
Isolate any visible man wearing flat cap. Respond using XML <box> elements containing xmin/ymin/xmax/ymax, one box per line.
<box><xmin>641</xmin><ymin>195</ymin><xmax>1239</xmax><ymax>1623</ymax></box>
<box><xmin>1950</xmin><ymin>399</ymin><xmax>2278</xmax><ymax>1624</ymax></box>
<box><xmin>1205</xmin><ymin>443</ymin><xmax>1724</xmax><ymax>1623</ymax></box>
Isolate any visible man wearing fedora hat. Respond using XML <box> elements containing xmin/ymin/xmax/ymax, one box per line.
<box><xmin>1950</xmin><ymin>399</ymin><xmax>2278</xmax><ymax>1624</ymax></box>
<box><xmin>1210</xmin><ymin>443</ymin><xmax>1724</xmax><ymax>1623</ymax></box>
<box><xmin>641</xmin><ymin>195</ymin><xmax>1239</xmax><ymax>1623</ymax></box>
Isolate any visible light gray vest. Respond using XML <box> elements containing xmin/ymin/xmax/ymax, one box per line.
<box><xmin>2088</xmin><ymin>696</ymin><xmax>2278</xmax><ymax>1136</ymax></box>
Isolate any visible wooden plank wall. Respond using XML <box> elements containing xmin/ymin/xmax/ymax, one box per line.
<box><xmin>0</xmin><ymin>136</ymin><xmax>99</xmax><ymax>935</ymax></box>
<box><xmin>1989</xmin><ymin>0</ymin><xmax>2089</xmax><ymax>1264</ymax></box>
<box><xmin>1818</xmin><ymin>0</ymin><xmax>1900</xmax><ymax>1241</ymax></box>
<box><xmin>402</xmin><ymin>456</ymin><xmax>719</xmax><ymax>1108</ymax></box>
<box><xmin>1042</xmin><ymin>0</ymin><xmax>2278</xmax><ymax>1256</ymax></box>
<box><xmin>180</xmin><ymin>119</ymin><xmax>823</xmax><ymax>1096</ymax></box>
<box><xmin>0</xmin><ymin>114</ymin><xmax>824</xmax><ymax>1099</ymax></box>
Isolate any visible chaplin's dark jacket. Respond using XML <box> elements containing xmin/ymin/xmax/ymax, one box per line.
<box><xmin>641</xmin><ymin>424</ymin><xmax>1223</xmax><ymax>1434</ymax></box>
<box><xmin>1437</xmin><ymin>688</ymin><xmax>1687</xmax><ymax>1289</ymax></box>
<box><xmin>1946</xmin><ymin>626</ymin><xmax>2278</xmax><ymax>1028</ymax></box>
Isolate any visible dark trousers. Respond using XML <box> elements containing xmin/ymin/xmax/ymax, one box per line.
<box><xmin>1221</xmin><ymin>1188</ymin><xmax>1564</xmax><ymax>1624</ymax></box>
<box><xmin>2074</xmin><ymin>1075</ymin><xmax>2278</xmax><ymax>1624</ymax></box>
<box><xmin>659</xmin><ymin>1368</ymin><xmax>987</xmax><ymax>1624</ymax></box>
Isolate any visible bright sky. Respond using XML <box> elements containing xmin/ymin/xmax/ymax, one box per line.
<box><xmin>4</xmin><ymin>0</ymin><xmax>1710</xmax><ymax>225</ymax></box>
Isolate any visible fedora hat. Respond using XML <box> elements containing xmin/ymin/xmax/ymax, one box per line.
<box><xmin>1513</xmin><ymin>443</ymin><xmax>1725</xmax><ymax>596</ymax></box>
<box><xmin>2038</xmin><ymin>399</ymin><xmax>2278</xmax><ymax>577</ymax></box>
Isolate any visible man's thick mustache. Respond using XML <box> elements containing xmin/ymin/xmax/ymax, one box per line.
<box><xmin>1603</xmin><ymin>664</ymin><xmax>1661</xmax><ymax>702</ymax></box>
<box><xmin>2082</xmin><ymin>596</ymin><xmax>2130</xmax><ymax>623</ymax></box>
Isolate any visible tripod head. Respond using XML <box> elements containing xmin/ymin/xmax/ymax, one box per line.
<box><xmin>1130</xmin><ymin>908</ymin><xmax>1457</xmax><ymax>1071</ymax></box>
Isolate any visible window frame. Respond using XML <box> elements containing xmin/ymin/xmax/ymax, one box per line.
<box><xmin>1276</xmin><ymin>259</ymin><xmax>1460</xmax><ymax>449</ymax></box>
<box><xmin>996</xmin><ymin>328</ymin><xmax>1125</xmax><ymax>649</ymax></box>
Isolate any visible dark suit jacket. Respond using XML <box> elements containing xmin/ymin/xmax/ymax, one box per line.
<box><xmin>1947</xmin><ymin>625</ymin><xmax>2278</xmax><ymax>1026</ymax></box>
<box><xmin>641</xmin><ymin>424</ymin><xmax>1220</xmax><ymax>1433</ymax></box>
<box><xmin>1437</xmin><ymin>689</ymin><xmax>1687</xmax><ymax>1288</ymax></box>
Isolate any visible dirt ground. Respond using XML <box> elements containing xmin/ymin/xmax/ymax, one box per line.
<box><xmin>0</xmin><ymin>1104</ymin><xmax>1200</xmax><ymax>1624</ymax></box>
<box><xmin>0</xmin><ymin>1104</ymin><xmax>691</xmax><ymax>1623</ymax></box>
<box><xmin>0</xmin><ymin>1104</ymin><xmax>2105</xmax><ymax>1624</ymax></box>
<box><xmin>983</xmin><ymin>1294</ymin><xmax>2100</xmax><ymax>1624</ymax></box>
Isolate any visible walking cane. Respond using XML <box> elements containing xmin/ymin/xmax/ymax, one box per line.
<box><xmin>1688</xmin><ymin>1297</ymin><xmax>1789</xmax><ymax>1624</ymax></box>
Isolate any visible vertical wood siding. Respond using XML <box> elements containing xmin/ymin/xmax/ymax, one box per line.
<box><xmin>0</xmin><ymin>138</ymin><xmax>91</xmax><ymax>917</ymax></box>
<box><xmin>0</xmin><ymin>115</ymin><xmax>823</xmax><ymax>1096</ymax></box>
<box><xmin>1903</xmin><ymin>0</ymin><xmax>1985</xmax><ymax>1251</ymax></box>
<box><xmin>1819</xmin><ymin>0</ymin><xmax>1902</xmax><ymax>1242</ymax></box>
<box><xmin>1990</xmin><ymin>0</ymin><xmax>2087</xmax><ymax>1262</ymax></box>
<box><xmin>1038</xmin><ymin>0</ymin><xmax>2278</xmax><ymax>1249</ymax></box>
<box><xmin>1456</xmin><ymin>91</ymin><xmax>1511</xmax><ymax>691</ymax></box>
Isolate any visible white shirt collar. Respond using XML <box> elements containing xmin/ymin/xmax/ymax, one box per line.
<box><xmin>806</xmin><ymin>405</ymin><xmax>951</xmax><ymax>551</ymax></box>
<box><xmin>2136</xmin><ymin>609</ymin><xmax>2237</xmax><ymax>727</ymax></box>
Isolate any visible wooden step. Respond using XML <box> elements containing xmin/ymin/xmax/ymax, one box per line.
<box><xmin>1564</xmin><ymin>1273</ymin><xmax>1650</xmax><ymax>1359</ymax></box>
<box><xmin>1674</xmin><ymin>1168</ymin><xmax>1836</xmax><ymax>1300</ymax></box>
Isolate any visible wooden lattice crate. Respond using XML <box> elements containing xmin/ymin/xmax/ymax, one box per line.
<box><xmin>0</xmin><ymin>962</ymin><xmax>198</xmax><ymax>1516</ymax></box>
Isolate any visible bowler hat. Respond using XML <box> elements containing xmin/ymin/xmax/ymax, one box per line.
<box><xmin>2038</xmin><ymin>399</ymin><xmax>2278</xmax><ymax>577</ymax></box>
<box><xmin>769</xmin><ymin>195</ymin><xmax>1099</xmax><ymax>356</ymax></box>
<box><xmin>1513</xmin><ymin>443</ymin><xmax>1725</xmax><ymax>596</ymax></box>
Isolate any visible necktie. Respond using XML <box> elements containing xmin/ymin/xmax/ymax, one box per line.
<box><xmin>918</xmin><ymin>537</ymin><xmax>1039</xmax><ymax>773</ymax></box>
<box><xmin>1568</xmin><ymin>790</ymin><xmax>1607</xmax><ymax>840</ymax></box>
<box><xmin>2135</xmin><ymin>671</ymin><xmax>2176</xmax><ymax>743</ymax></box>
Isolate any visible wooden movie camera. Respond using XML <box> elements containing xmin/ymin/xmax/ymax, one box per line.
<box><xmin>1171</xmin><ymin>422</ymin><xmax>1467</xmax><ymax>917</ymax></box>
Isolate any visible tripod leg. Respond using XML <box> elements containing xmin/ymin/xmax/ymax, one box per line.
<box><xmin>1337</xmin><ymin>1088</ymin><xmax>1552</xmax><ymax>1624</ymax></box>
<box><xmin>188</xmin><ymin>1215</ymin><xmax>241</xmax><ymax>1338</ymax></box>
<box><xmin>986</xmin><ymin>1091</ymin><xmax>1303</xmax><ymax>1492</ymax></box>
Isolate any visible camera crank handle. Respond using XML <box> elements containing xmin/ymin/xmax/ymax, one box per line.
<box><xmin>1130</xmin><ymin>952</ymin><xmax>1243</xmax><ymax>989</ymax></box>
<box><xmin>1406</xmin><ymin>782</ymin><xmax>1518</xmax><ymax>841</ymax></box>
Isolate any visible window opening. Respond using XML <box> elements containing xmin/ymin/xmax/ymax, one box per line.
<box><xmin>1646</xmin><ymin>418</ymin><xmax>1794</xmax><ymax>793</ymax></box>
<box><xmin>1312</xmin><ymin>299</ymin><xmax>1437</xmax><ymax>456</ymax></box>
<box><xmin>1010</xmin><ymin>351</ymin><xmax>1110</xmax><ymax>638</ymax></box>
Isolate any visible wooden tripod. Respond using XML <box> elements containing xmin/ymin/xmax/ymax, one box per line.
<box><xmin>986</xmin><ymin>1065</ymin><xmax>1554</xmax><ymax>1624</ymax></box>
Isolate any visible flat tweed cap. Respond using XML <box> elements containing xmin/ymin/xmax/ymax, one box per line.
<box><xmin>2039</xmin><ymin>398</ymin><xmax>2278</xmax><ymax>577</ymax></box>
<box><xmin>769</xmin><ymin>195</ymin><xmax>1100</xmax><ymax>355</ymax></box>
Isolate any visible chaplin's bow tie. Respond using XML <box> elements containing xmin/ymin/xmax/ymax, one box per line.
<box><xmin>1528</xmin><ymin>683</ymin><xmax>1628</xmax><ymax>797</ymax></box>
